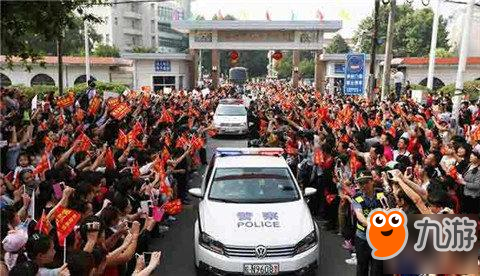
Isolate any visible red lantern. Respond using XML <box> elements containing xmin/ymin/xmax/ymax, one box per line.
<box><xmin>230</xmin><ymin>50</ymin><xmax>239</xmax><ymax>60</ymax></box>
<box><xmin>272</xmin><ymin>51</ymin><xmax>283</xmax><ymax>60</ymax></box>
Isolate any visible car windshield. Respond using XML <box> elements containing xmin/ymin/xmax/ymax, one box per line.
<box><xmin>216</xmin><ymin>105</ymin><xmax>247</xmax><ymax>116</ymax></box>
<box><xmin>208</xmin><ymin>168</ymin><xmax>300</xmax><ymax>203</ymax></box>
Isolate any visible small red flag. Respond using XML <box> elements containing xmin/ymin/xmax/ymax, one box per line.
<box><xmin>105</xmin><ymin>147</ymin><xmax>116</xmax><ymax>170</ymax></box>
<box><xmin>35</xmin><ymin>210</ymin><xmax>51</xmax><ymax>235</ymax></box>
<box><xmin>54</xmin><ymin>206</ymin><xmax>81</xmax><ymax>246</ymax></box>
<box><xmin>115</xmin><ymin>130</ymin><xmax>128</xmax><ymax>150</ymax></box>
<box><xmin>59</xmin><ymin>135</ymin><xmax>70</xmax><ymax>148</ymax></box>
<box><xmin>175</xmin><ymin>135</ymin><xmax>188</xmax><ymax>148</ymax></box>
<box><xmin>43</xmin><ymin>136</ymin><xmax>55</xmax><ymax>153</ymax></box>
<box><xmin>350</xmin><ymin>152</ymin><xmax>362</xmax><ymax>176</ymax></box>
<box><xmin>110</xmin><ymin>102</ymin><xmax>131</xmax><ymax>120</ymax></box>
<box><xmin>56</xmin><ymin>93</ymin><xmax>75</xmax><ymax>109</ymax></box>
<box><xmin>162</xmin><ymin>147</ymin><xmax>171</xmax><ymax>163</ymax></box>
<box><xmin>34</xmin><ymin>152</ymin><xmax>51</xmax><ymax>175</ymax></box>
<box><xmin>132</xmin><ymin>161</ymin><xmax>140</xmax><ymax>179</ymax></box>
<box><xmin>75</xmin><ymin>133</ymin><xmax>92</xmax><ymax>153</ymax></box>
<box><xmin>87</xmin><ymin>96</ymin><xmax>102</xmax><ymax>116</ymax></box>
<box><xmin>207</xmin><ymin>128</ymin><xmax>218</xmax><ymax>138</ymax></box>
<box><xmin>164</xmin><ymin>133</ymin><xmax>171</xmax><ymax>147</ymax></box>
<box><xmin>58</xmin><ymin>114</ymin><xmax>65</xmax><ymax>127</ymax></box>
<box><xmin>159</xmin><ymin>108</ymin><xmax>174</xmax><ymax>124</ymax></box>
<box><xmin>314</xmin><ymin>148</ymin><xmax>323</xmax><ymax>165</ymax></box>
<box><xmin>74</xmin><ymin>108</ymin><xmax>85</xmax><ymax>122</ymax></box>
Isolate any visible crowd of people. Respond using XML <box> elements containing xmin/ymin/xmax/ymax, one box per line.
<box><xmin>244</xmin><ymin>81</ymin><xmax>479</xmax><ymax>275</ymax></box>
<box><xmin>1</xmin><ymin>79</ymin><xmax>479</xmax><ymax>276</ymax></box>
<box><xmin>0</xmin><ymin>80</ymin><xmax>226</xmax><ymax>276</ymax></box>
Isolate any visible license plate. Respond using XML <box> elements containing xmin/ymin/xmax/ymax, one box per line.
<box><xmin>243</xmin><ymin>263</ymin><xmax>279</xmax><ymax>275</ymax></box>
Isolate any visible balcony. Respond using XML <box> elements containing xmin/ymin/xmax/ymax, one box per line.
<box><xmin>123</xmin><ymin>28</ymin><xmax>143</xmax><ymax>36</ymax></box>
<box><xmin>123</xmin><ymin>11</ymin><xmax>142</xmax><ymax>19</ymax></box>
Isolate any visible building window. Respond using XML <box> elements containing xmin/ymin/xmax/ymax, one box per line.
<box><xmin>106</xmin><ymin>34</ymin><xmax>110</xmax><ymax>44</ymax></box>
<box><xmin>31</xmin><ymin>74</ymin><xmax>55</xmax><ymax>86</ymax></box>
<box><xmin>131</xmin><ymin>19</ymin><xmax>135</xmax><ymax>29</ymax></box>
<box><xmin>153</xmin><ymin>76</ymin><xmax>175</xmax><ymax>92</ymax></box>
<box><xmin>131</xmin><ymin>3</ymin><xmax>139</xmax><ymax>13</ymax></box>
<box><xmin>151</xmin><ymin>36</ymin><xmax>156</xmax><ymax>47</ymax></box>
<box><xmin>114</xmin><ymin>17</ymin><xmax>118</xmax><ymax>25</ymax></box>
<box><xmin>74</xmin><ymin>75</ymin><xmax>96</xmax><ymax>85</ymax></box>
<box><xmin>0</xmin><ymin>73</ymin><xmax>12</xmax><ymax>87</ymax></box>
<box><xmin>151</xmin><ymin>20</ymin><xmax>155</xmax><ymax>33</ymax></box>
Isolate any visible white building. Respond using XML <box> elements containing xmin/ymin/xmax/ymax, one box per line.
<box><xmin>0</xmin><ymin>56</ymin><xmax>132</xmax><ymax>87</ymax></box>
<box><xmin>121</xmin><ymin>52</ymin><xmax>192</xmax><ymax>91</ymax></box>
<box><xmin>89</xmin><ymin>0</ymin><xmax>191</xmax><ymax>52</ymax></box>
<box><xmin>389</xmin><ymin>57</ymin><xmax>480</xmax><ymax>90</ymax></box>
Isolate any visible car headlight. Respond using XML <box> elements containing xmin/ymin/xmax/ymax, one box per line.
<box><xmin>294</xmin><ymin>231</ymin><xmax>317</xmax><ymax>255</ymax></box>
<box><xmin>200</xmin><ymin>232</ymin><xmax>225</xmax><ymax>255</ymax></box>
<box><xmin>240</xmin><ymin>122</ymin><xmax>247</xmax><ymax>127</ymax></box>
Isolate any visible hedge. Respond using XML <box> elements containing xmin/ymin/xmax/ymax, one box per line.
<box><xmin>437</xmin><ymin>80</ymin><xmax>480</xmax><ymax>101</ymax></box>
<box><xmin>10</xmin><ymin>81</ymin><xmax>128</xmax><ymax>100</ymax></box>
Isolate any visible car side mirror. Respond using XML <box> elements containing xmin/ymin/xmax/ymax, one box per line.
<box><xmin>304</xmin><ymin>187</ymin><xmax>317</xmax><ymax>197</ymax></box>
<box><xmin>188</xmin><ymin>188</ymin><xmax>203</xmax><ymax>198</ymax></box>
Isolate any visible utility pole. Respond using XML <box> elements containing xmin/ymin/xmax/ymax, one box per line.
<box><xmin>381</xmin><ymin>0</ymin><xmax>396</xmax><ymax>101</ymax></box>
<box><xmin>427</xmin><ymin>0</ymin><xmax>441</xmax><ymax>90</ymax></box>
<box><xmin>84</xmin><ymin>20</ymin><xmax>91</xmax><ymax>84</ymax></box>
<box><xmin>453</xmin><ymin>0</ymin><xmax>475</xmax><ymax>123</ymax></box>
<box><xmin>368</xmin><ymin>0</ymin><xmax>380</xmax><ymax>101</ymax></box>
<box><xmin>57</xmin><ymin>33</ymin><xmax>64</xmax><ymax>95</ymax></box>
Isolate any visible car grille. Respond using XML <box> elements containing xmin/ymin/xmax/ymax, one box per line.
<box><xmin>220</xmin><ymin>123</ymin><xmax>242</xmax><ymax>127</ymax></box>
<box><xmin>223</xmin><ymin>245</ymin><xmax>296</xmax><ymax>258</ymax></box>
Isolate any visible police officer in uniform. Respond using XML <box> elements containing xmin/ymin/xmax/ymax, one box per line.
<box><xmin>352</xmin><ymin>170</ymin><xmax>384</xmax><ymax>276</ymax></box>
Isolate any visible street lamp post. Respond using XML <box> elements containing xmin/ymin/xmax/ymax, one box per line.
<box><xmin>380</xmin><ymin>0</ymin><xmax>396</xmax><ymax>101</ymax></box>
<box><xmin>427</xmin><ymin>0</ymin><xmax>441</xmax><ymax>90</ymax></box>
<box><xmin>453</xmin><ymin>0</ymin><xmax>475</xmax><ymax>123</ymax></box>
<box><xmin>84</xmin><ymin>20</ymin><xmax>90</xmax><ymax>84</ymax></box>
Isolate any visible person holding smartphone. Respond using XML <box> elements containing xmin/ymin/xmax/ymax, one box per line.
<box><xmin>132</xmin><ymin>251</ymin><xmax>161</xmax><ymax>276</ymax></box>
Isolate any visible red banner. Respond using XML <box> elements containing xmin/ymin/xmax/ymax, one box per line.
<box><xmin>110</xmin><ymin>102</ymin><xmax>131</xmax><ymax>120</ymax></box>
<box><xmin>54</xmin><ymin>206</ymin><xmax>81</xmax><ymax>245</ymax></box>
<box><xmin>56</xmin><ymin>93</ymin><xmax>75</xmax><ymax>109</ymax></box>
<box><xmin>107</xmin><ymin>97</ymin><xmax>121</xmax><ymax>110</ymax></box>
<box><xmin>88</xmin><ymin>96</ymin><xmax>102</xmax><ymax>116</ymax></box>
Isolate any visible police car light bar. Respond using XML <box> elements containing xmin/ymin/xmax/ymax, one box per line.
<box><xmin>216</xmin><ymin>148</ymin><xmax>284</xmax><ymax>157</ymax></box>
<box><xmin>219</xmin><ymin>99</ymin><xmax>244</xmax><ymax>104</ymax></box>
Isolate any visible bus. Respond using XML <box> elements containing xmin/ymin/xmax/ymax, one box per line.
<box><xmin>229</xmin><ymin>67</ymin><xmax>248</xmax><ymax>84</ymax></box>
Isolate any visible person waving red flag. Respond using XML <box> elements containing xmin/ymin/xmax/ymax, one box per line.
<box><xmin>105</xmin><ymin>147</ymin><xmax>116</xmax><ymax>170</ymax></box>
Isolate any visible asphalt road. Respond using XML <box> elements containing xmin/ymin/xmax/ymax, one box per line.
<box><xmin>151</xmin><ymin>136</ymin><xmax>356</xmax><ymax>276</ymax></box>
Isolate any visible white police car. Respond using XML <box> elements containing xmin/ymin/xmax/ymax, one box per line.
<box><xmin>189</xmin><ymin>148</ymin><xmax>319</xmax><ymax>275</ymax></box>
<box><xmin>213</xmin><ymin>99</ymin><xmax>248</xmax><ymax>135</ymax></box>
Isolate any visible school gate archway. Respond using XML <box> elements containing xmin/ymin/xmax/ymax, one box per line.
<box><xmin>171</xmin><ymin>20</ymin><xmax>342</xmax><ymax>92</ymax></box>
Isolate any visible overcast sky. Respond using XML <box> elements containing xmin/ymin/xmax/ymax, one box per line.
<box><xmin>191</xmin><ymin>0</ymin><xmax>470</xmax><ymax>38</ymax></box>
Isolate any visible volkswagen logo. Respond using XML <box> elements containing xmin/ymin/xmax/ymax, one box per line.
<box><xmin>255</xmin><ymin>245</ymin><xmax>267</xmax><ymax>259</ymax></box>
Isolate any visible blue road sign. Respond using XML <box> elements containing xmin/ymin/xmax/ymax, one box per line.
<box><xmin>344</xmin><ymin>53</ymin><xmax>366</xmax><ymax>96</ymax></box>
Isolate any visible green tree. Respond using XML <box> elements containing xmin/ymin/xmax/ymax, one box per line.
<box><xmin>1</xmin><ymin>0</ymin><xmax>104</xmax><ymax>94</ymax></box>
<box><xmin>299</xmin><ymin>59</ymin><xmax>314</xmax><ymax>78</ymax></box>
<box><xmin>274</xmin><ymin>51</ymin><xmax>293</xmax><ymax>79</ymax></box>
<box><xmin>325</xmin><ymin>34</ymin><xmax>351</xmax><ymax>54</ymax></box>
<box><xmin>130</xmin><ymin>46</ymin><xmax>156</xmax><ymax>53</ymax></box>
<box><xmin>22</xmin><ymin>16</ymin><xmax>102</xmax><ymax>56</ymax></box>
<box><xmin>352</xmin><ymin>4</ymin><xmax>449</xmax><ymax>57</ymax></box>
<box><xmin>435</xmin><ymin>47</ymin><xmax>454</xmax><ymax>58</ymax></box>
<box><xmin>92</xmin><ymin>44</ymin><xmax>120</xmax><ymax>57</ymax></box>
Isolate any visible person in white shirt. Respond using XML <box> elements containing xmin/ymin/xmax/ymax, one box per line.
<box><xmin>392</xmin><ymin>68</ymin><xmax>404</xmax><ymax>100</ymax></box>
